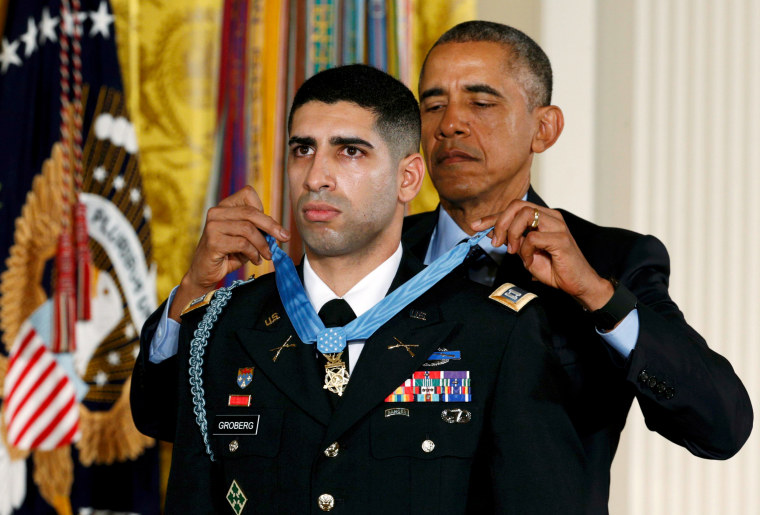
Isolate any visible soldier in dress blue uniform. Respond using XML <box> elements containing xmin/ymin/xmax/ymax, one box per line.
<box><xmin>132</xmin><ymin>64</ymin><xmax>589</xmax><ymax>513</ymax></box>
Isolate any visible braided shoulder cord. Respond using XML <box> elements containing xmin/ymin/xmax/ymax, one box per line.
<box><xmin>188</xmin><ymin>278</ymin><xmax>253</xmax><ymax>461</ymax></box>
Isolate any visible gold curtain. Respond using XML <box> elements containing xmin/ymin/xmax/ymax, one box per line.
<box><xmin>408</xmin><ymin>0</ymin><xmax>475</xmax><ymax>215</ymax></box>
<box><xmin>111</xmin><ymin>0</ymin><xmax>223</xmax><ymax>301</ymax></box>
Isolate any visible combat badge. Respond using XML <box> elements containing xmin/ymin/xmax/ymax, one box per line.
<box><xmin>237</xmin><ymin>367</ymin><xmax>254</xmax><ymax>389</ymax></box>
<box><xmin>227</xmin><ymin>480</ymin><xmax>247</xmax><ymax>514</ymax></box>
<box><xmin>489</xmin><ymin>283</ymin><xmax>537</xmax><ymax>312</ymax></box>
<box><xmin>423</xmin><ymin>348</ymin><xmax>461</xmax><ymax>367</ymax></box>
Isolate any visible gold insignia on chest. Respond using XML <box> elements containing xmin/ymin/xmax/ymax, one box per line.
<box><xmin>489</xmin><ymin>283</ymin><xmax>537</xmax><ymax>312</ymax></box>
<box><xmin>264</xmin><ymin>312</ymin><xmax>280</xmax><ymax>327</ymax></box>
<box><xmin>323</xmin><ymin>352</ymin><xmax>350</xmax><ymax>396</ymax></box>
<box><xmin>409</xmin><ymin>309</ymin><xmax>427</xmax><ymax>321</ymax></box>
<box><xmin>269</xmin><ymin>335</ymin><xmax>295</xmax><ymax>362</ymax></box>
<box><xmin>387</xmin><ymin>337</ymin><xmax>419</xmax><ymax>357</ymax></box>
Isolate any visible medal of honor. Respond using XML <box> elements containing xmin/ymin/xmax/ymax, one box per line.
<box><xmin>323</xmin><ymin>352</ymin><xmax>350</xmax><ymax>396</ymax></box>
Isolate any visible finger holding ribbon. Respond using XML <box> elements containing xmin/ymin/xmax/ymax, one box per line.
<box><xmin>170</xmin><ymin>186</ymin><xmax>291</xmax><ymax>321</ymax></box>
<box><xmin>471</xmin><ymin>199</ymin><xmax>614</xmax><ymax>311</ymax></box>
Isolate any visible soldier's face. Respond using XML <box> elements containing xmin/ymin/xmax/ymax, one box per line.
<box><xmin>288</xmin><ymin>100</ymin><xmax>402</xmax><ymax>258</ymax></box>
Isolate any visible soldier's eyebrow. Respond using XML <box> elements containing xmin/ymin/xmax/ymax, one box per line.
<box><xmin>330</xmin><ymin>136</ymin><xmax>374</xmax><ymax>149</ymax></box>
<box><xmin>288</xmin><ymin>136</ymin><xmax>316</xmax><ymax>146</ymax></box>
<box><xmin>464</xmin><ymin>84</ymin><xmax>504</xmax><ymax>98</ymax></box>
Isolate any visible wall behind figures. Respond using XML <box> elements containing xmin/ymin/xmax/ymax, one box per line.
<box><xmin>479</xmin><ymin>1</ymin><xmax>759</xmax><ymax>514</ymax></box>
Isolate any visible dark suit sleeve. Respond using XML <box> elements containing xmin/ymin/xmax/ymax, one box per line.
<box><xmin>620</xmin><ymin>235</ymin><xmax>753</xmax><ymax>458</ymax></box>
<box><xmin>130</xmin><ymin>300</ymin><xmax>179</xmax><ymax>442</ymax></box>
<box><xmin>490</xmin><ymin>304</ymin><xmax>590</xmax><ymax>514</ymax></box>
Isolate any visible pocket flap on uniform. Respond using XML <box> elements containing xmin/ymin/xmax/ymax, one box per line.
<box><xmin>370</xmin><ymin>406</ymin><xmax>481</xmax><ymax>459</ymax></box>
<box><xmin>211</xmin><ymin>407</ymin><xmax>284</xmax><ymax>458</ymax></box>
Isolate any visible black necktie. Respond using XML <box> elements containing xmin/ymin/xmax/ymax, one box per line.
<box><xmin>317</xmin><ymin>298</ymin><xmax>357</xmax><ymax>328</ymax></box>
<box><xmin>458</xmin><ymin>240</ymin><xmax>496</xmax><ymax>283</ymax></box>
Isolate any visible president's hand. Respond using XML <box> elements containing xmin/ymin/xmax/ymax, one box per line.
<box><xmin>169</xmin><ymin>186</ymin><xmax>290</xmax><ymax>321</ymax></box>
<box><xmin>472</xmin><ymin>199</ymin><xmax>613</xmax><ymax>311</ymax></box>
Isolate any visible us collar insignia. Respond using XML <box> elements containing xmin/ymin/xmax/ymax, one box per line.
<box><xmin>423</xmin><ymin>348</ymin><xmax>461</xmax><ymax>367</ymax></box>
<box><xmin>237</xmin><ymin>367</ymin><xmax>254</xmax><ymax>389</ymax></box>
<box><xmin>226</xmin><ymin>479</ymin><xmax>248</xmax><ymax>514</ymax></box>
<box><xmin>264</xmin><ymin>312</ymin><xmax>280</xmax><ymax>327</ymax></box>
<box><xmin>409</xmin><ymin>309</ymin><xmax>427</xmax><ymax>321</ymax></box>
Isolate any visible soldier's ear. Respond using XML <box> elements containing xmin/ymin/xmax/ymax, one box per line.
<box><xmin>398</xmin><ymin>153</ymin><xmax>425</xmax><ymax>204</ymax></box>
<box><xmin>532</xmin><ymin>105</ymin><xmax>564</xmax><ymax>153</ymax></box>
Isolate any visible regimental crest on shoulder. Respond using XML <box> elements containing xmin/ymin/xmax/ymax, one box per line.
<box><xmin>181</xmin><ymin>289</ymin><xmax>218</xmax><ymax>317</ymax></box>
<box><xmin>489</xmin><ymin>283</ymin><xmax>537</xmax><ymax>312</ymax></box>
<box><xmin>236</xmin><ymin>367</ymin><xmax>254</xmax><ymax>389</ymax></box>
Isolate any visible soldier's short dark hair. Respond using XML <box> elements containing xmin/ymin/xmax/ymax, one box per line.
<box><xmin>288</xmin><ymin>64</ymin><xmax>421</xmax><ymax>160</ymax></box>
<box><xmin>423</xmin><ymin>20</ymin><xmax>553</xmax><ymax>111</ymax></box>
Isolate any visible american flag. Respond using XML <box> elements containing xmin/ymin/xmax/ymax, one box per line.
<box><xmin>3</xmin><ymin>321</ymin><xmax>80</xmax><ymax>450</ymax></box>
<box><xmin>0</xmin><ymin>1</ymin><xmax>160</xmax><ymax>513</ymax></box>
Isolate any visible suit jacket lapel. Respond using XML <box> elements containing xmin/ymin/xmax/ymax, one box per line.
<box><xmin>526</xmin><ymin>185</ymin><xmax>548</xmax><ymax>207</ymax></box>
<box><xmin>401</xmin><ymin>207</ymin><xmax>439</xmax><ymax>261</ymax></box>
<box><xmin>235</xmin><ymin>294</ymin><xmax>332</xmax><ymax>426</ymax></box>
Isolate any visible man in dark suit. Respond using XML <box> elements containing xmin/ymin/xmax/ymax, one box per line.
<box><xmin>133</xmin><ymin>64</ymin><xmax>589</xmax><ymax>513</ymax></box>
<box><xmin>135</xmin><ymin>22</ymin><xmax>752</xmax><ymax>514</ymax></box>
<box><xmin>407</xmin><ymin>20</ymin><xmax>752</xmax><ymax>512</ymax></box>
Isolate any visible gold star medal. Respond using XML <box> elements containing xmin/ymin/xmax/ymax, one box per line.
<box><xmin>323</xmin><ymin>351</ymin><xmax>350</xmax><ymax>396</ymax></box>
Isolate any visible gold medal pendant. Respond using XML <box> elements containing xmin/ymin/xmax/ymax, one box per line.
<box><xmin>323</xmin><ymin>351</ymin><xmax>350</xmax><ymax>396</ymax></box>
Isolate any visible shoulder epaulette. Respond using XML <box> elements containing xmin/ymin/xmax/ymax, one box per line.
<box><xmin>180</xmin><ymin>275</ymin><xmax>257</xmax><ymax>317</ymax></box>
<box><xmin>488</xmin><ymin>283</ymin><xmax>537</xmax><ymax>312</ymax></box>
<box><xmin>181</xmin><ymin>289</ymin><xmax>218</xmax><ymax>317</ymax></box>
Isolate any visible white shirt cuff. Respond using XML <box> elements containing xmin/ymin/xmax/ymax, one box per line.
<box><xmin>148</xmin><ymin>286</ymin><xmax>181</xmax><ymax>364</ymax></box>
<box><xmin>597</xmin><ymin>308</ymin><xmax>640</xmax><ymax>358</ymax></box>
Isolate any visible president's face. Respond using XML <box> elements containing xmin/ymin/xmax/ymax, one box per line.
<box><xmin>419</xmin><ymin>41</ymin><xmax>539</xmax><ymax>207</ymax></box>
<box><xmin>288</xmin><ymin>101</ymin><xmax>401</xmax><ymax>258</ymax></box>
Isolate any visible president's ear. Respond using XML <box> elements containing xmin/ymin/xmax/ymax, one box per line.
<box><xmin>398</xmin><ymin>153</ymin><xmax>425</xmax><ymax>203</ymax></box>
<box><xmin>532</xmin><ymin>105</ymin><xmax>564</xmax><ymax>153</ymax></box>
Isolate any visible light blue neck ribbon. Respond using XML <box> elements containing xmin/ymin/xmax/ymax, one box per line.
<box><xmin>266</xmin><ymin>229</ymin><xmax>491</xmax><ymax>354</ymax></box>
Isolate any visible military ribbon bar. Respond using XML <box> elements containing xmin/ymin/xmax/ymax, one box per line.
<box><xmin>384</xmin><ymin>371</ymin><xmax>472</xmax><ymax>402</ymax></box>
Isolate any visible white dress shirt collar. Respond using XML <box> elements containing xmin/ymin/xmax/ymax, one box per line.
<box><xmin>423</xmin><ymin>208</ymin><xmax>505</xmax><ymax>265</ymax></box>
<box><xmin>423</xmin><ymin>192</ymin><xmax>530</xmax><ymax>265</ymax></box>
<box><xmin>303</xmin><ymin>243</ymin><xmax>403</xmax><ymax>317</ymax></box>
